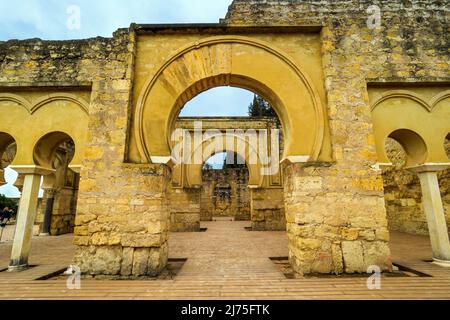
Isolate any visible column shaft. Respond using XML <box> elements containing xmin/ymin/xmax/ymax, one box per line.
<box><xmin>418</xmin><ymin>171</ymin><xmax>450</xmax><ymax>262</ymax></box>
<box><xmin>41</xmin><ymin>194</ymin><xmax>55</xmax><ymax>235</ymax></box>
<box><xmin>8</xmin><ymin>174</ymin><xmax>41</xmax><ymax>271</ymax></box>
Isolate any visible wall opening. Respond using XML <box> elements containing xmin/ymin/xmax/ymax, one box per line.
<box><xmin>169</xmin><ymin>85</ymin><xmax>286</xmax><ymax>233</ymax></box>
<box><xmin>381</xmin><ymin>130</ymin><xmax>449</xmax><ymax>236</ymax></box>
<box><xmin>201</xmin><ymin>151</ymin><xmax>250</xmax><ymax>221</ymax></box>
<box><xmin>33</xmin><ymin>132</ymin><xmax>80</xmax><ymax>236</ymax></box>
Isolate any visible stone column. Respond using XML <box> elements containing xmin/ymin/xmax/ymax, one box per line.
<box><xmin>408</xmin><ymin>164</ymin><xmax>450</xmax><ymax>267</ymax></box>
<box><xmin>39</xmin><ymin>174</ymin><xmax>57</xmax><ymax>236</ymax></box>
<box><xmin>40</xmin><ymin>189</ymin><xmax>56</xmax><ymax>236</ymax></box>
<box><xmin>8</xmin><ymin>166</ymin><xmax>53</xmax><ymax>271</ymax></box>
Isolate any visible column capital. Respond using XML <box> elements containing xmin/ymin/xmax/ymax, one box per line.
<box><xmin>406</xmin><ymin>163</ymin><xmax>450</xmax><ymax>174</ymax></box>
<box><xmin>149</xmin><ymin>156</ymin><xmax>176</xmax><ymax>169</ymax></box>
<box><xmin>43</xmin><ymin>188</ymin><xmax>58</xmax><ymax>198</ymax></box>
<box><xmin>9</xmin><ymin>165</ymin><xmax>55</xmax><ymax>176</ymax></box>
<box><xmin>376</xmin><ymin>162</ymin><xmax>394</xmax><ymax>170</ymax></box>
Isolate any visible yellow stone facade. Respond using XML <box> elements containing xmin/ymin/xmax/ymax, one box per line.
<box><xmin>0</xmin><ymin>1</ymin><xmax>449</xmax><ymax>276</ymax></box>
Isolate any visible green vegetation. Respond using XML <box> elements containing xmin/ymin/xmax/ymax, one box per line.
<box><xmin>0</xmin><ymin>194</ymin><xmax>18</xmax><ymax>218</ymax></box>
<box><xmin>248</xmin><ymin>94</ymin><xmax>277</xmax><ymax>117</ymax></box>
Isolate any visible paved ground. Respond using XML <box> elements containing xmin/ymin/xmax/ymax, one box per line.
<box><xmin>0</xmin><ymin>221</ymin><xmax>450</xmax><ymax>300</ymax></box>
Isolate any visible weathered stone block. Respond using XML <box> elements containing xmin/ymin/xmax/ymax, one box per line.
<box><xmin>132</xmin><ymin>248</ymin><xmax>150</xmax><ymax>276</ymax></box>
<box><xmin>121</xmin><ymin>234</ymin><xmax>163</xmax><ymax>248</ymax></box>
<box><xmin>120</xmin><ymin>247</ymin><xmax>134</xmax><ymax>276</ymax></box>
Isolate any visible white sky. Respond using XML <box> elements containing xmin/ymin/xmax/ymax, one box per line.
<box><xmin>0</xmin><ymin>0</ymin><xmax>257</xmax><ymax>198</ymax></box>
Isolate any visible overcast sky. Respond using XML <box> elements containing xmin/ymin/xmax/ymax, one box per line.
<box><xmin>0</xmin><ymin>0</ymin><xmax>255</xmax><ymax>198</ymax></box>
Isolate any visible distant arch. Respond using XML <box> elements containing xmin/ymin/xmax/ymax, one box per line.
<box><xmin>33</xmin><ymin>131</ymin><xmax>76</xmax><ymax>169</ymax></box>
<box><xmin>184</xmin><ymin>132</ymin><xmax>265</xmax><ymax>188</ymax></box>
<box><xmin>135</xmin><ymin>35</ymin><xmax>325</xmax><ymax>164</ymax></box>
<box><xmin>0</xmin><ymin>132</ymin><xmax>17</xmax><ymax>185</ymax></box>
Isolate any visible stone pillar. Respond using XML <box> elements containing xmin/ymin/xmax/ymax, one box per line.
<box><xmin>250</xmin><ymin>187</ymin><xmax>286</xmax><ymax>231</ymax></box>
<box><xmin>74</xmin><ymin>164</ymin><xmax>171</xmax><ymax>277</ymax></box>
<box><xmin>8</xmin><ymin>173</ymin><xmax>41</xmax><ymax>271</ymax></box>
<box><xmin>40</xmin><ymin>189</ymin><xmax>56</xmax><ymax>236</ymax></box>
<box><xmin>408</xmin><ymin>164</ymin><xmax>450</xmax><ymax>267</ymax></box>
<box><xmin>284</xmin><ymin>163</ymin><xmax>392</xmax><ymax>275</ymax></box>
<box><xmin>169</xmin><ymin>187</ymin><xmax>201</xmax><ymax>232</ymax></box>
<box><xmin>8</xmin><ymin>166</ymin><xmax>53</xmax><ymax>271</ymax></box>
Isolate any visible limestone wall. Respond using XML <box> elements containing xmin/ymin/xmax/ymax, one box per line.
<box><xmin>201</xmin><ymin>168</ymin><xmax>250</xmax><ymax>221</ymax></box>
<box><xmin>382</xmin><ymin>139</ymin><xmax>450</xmax><ymax>235</ymax></box>
<box><xmin>225</xmin><ymin>0</ymin><xmax>448</xmax><ymax>274</ymax></box>
<box><xmin>1</xmin><ymin>30</ymin><xmax>172</xmax><ymax>277</ymax></box>
<box><xmin>168</xmin><ymin>187</ymin><xmax>201</xmax><ymax>232</ymax></box>
<box><xmin>251</xmin><ymin>188</ymin><xmax>285</xmax><ymax>231</ymax></box>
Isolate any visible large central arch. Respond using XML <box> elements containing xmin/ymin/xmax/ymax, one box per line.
<box><xmin>134</xmin><ymin>36</ymin><xmax>326</xmax><ymax>164</ymax></box>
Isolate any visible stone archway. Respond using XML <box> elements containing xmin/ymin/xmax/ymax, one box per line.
<box><xmin>133</xmin><ymin>36</ymin><xmax>327</xmax><ymax>165</ymax></box>
<box><xmin>371</xmin><ymin>88</ymin><xmax>450</xmax><ymax>266</ymax></box>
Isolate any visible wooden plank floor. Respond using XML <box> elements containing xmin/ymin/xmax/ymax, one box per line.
<box><xmin>0</xmin><ymin>221</ymin><xmax>449</xmax><ymax>300</ymax></box>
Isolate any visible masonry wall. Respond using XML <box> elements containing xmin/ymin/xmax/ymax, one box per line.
<box><xmin>225</xmin><ymin>0</ymin><xmax>449</xmax><ymax>274</ymax></box>
<box><xmin>169</xmin><ymin>187</ymin><xmax>201</xmax><ymax>232</ymax></box>
<box><xmin>0</xmin><ymin>30</ymin><xmax>171</xmax><ymax>277</ymax></box>
<box><xmin>382</xmin><ymin>139</ymin><xmax>450</xmax><ymax>235</ymax></box>
<box><xmin>36</xmin><ymin>187</ymin><xmax>78</xmax><ymax>235</ymax></box>
<box><xmin>1</xmin><ymin>0</ymin><xmax>448</xmax><ymax>277</ymax></box>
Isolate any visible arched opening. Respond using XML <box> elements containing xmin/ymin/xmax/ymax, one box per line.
<box><xmin>33</xmin><ymin>132</ymin><xmax>80</xmax><ymax>236</ymax></box>
<box><xmin>0</xmin><ymin>133</ymin><xmax>19</xmax><ymax>240</ymax></box>
<box><xmin>381</xmin><ymin>136</ymin><xmax>424</xmax><ymax>233</ymax></box>
<box><xmin>387</xmin><ymin>129</ymin><xmax>428</xmax><ymax>168</ymax></box>
<box><xmin>135</xmin><ymin>37</ymin><xmax>328</xmax><ymax>164</ymax></box>
<box><xmin>381</xmin><ymin>129</ymin><xmax>445</xmax><ymax>237</ymax></box>
<box><xmin>127</xmin><ymin>35</ymin><xmax>331</xmax><ymax>278</ymax></box>
<box><xmin>166</xmin><ymin>82</ymin><xmax>288</xmax><ymax>277</ymax></box>
<box><xmin>34</xmin><ymin>131</ymin><xmax>75</xmax><ymax>169</ymax></box>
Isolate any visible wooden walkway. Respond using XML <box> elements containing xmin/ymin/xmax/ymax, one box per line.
<box><xmin>0</xmin><ymin>221</ymin><xmax>449</xmax><ymax>300</ymax></box>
